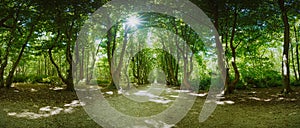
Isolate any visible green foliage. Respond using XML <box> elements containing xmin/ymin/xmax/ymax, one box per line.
<box><xmin>12</xmin><ymin>74</ymin><xmax>63</xmax><ymax>86</ymax></box>
<box><xmin>263</xmin><ymin>70</ymin><xmax>282</xmax><ymax>87</ymax></box>
<box><xmin>2</xmin><ymin>0</ymin><xmax>299</xmax><ymax>91</ymax></box>
<box><xmin>96</xmin><ymin>79</ymin><xmax>110</xmax><ymax>85</ymax></box>
<box><xmin>291</xmin><ymin>80</ymin><xmax>300</xmax><ymax>87</ymax></box>
<box><xmin>13</xmin><ymin>75</ymin><xmax>28</xmax><ymax>83</ymax></box>
<box><xmin>199</xmin><ymin>76</ymin><xmax>211</xmax><ymax>90</ymax></box>
<box><xmin>243</xmin><ymin>70</ymin><xmax>282</xmax><ymax>88</ymax></box>
<box><xmin>42</xmin><ymin>76</ymin><xmax>63</xmax><ymax>86</ymax></box>
<box><xmin>28</xmin><ymin>75</ymin><xmax>49</xmax><ymax>84</ymax></box>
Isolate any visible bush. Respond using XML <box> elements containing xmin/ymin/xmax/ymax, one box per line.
<box><xmin>291</xmin><ymin>80</ymin><xmax>300</xmax><ymax>86</ymax></box>
<box><xmin>13</xmin><ymin>74</ymin><xmax>63</xmax><ymax>85</ymax></box>
<box><xmin>236</xmin><ymin>80</ymin><xmax>248</xmax><ymax>89</ymax></box>
<box><xmin>199</xmin><ymin>76</ymin><xmax>211</xmax><ymax>90</ymax></box>
<box><xmin>263</xmin><ymin>70</ymin><xmax>282</xmax><ymax>87</ymax></box>
<box><xmin>42</xmin><ymin>76</ymin><xmax>63</xmax><ymax>86</ymax></box>
<box><xmin>96</xmin><ymin>79</ymin><xmax>110</xmax><ymax>85</ymax></box>
<box><xmin>13</xmin><ymin>74</ymin><xmax>28</xmax><ymax>83</ymax></box>
<box><xmin>243</xmin><ymin>70</ymin><xmax>282</xmax><ymax>88</ymax></box>
<box><xmin>28</xmin><ymin>75</ymin><xmax>49</xmax><ymax>84</ymax></box>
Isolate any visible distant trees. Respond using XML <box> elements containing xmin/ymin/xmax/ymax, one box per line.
<box><xmin>0</xmin><ymin>0</ymin><xmax>41</xmax><ymax>88</ymax></box>
<box><xmin>194</xmin><ymin>0</ymin><xmax>299</xmax><ymax>94</ymax></box>
<box><xmin>0</xmin><ymin>0</ymin><xmax>299</xmax><ymax>93</ymax></box>
<box><xmin>0</xmin><ymin>0</ymin><xmax>101</xmax><ymax>91</ymax></box>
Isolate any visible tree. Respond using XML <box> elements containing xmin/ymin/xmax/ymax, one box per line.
<box><xmin>0</xmin><ymin>0</ymin><xmax>42</xmax><ymax>88</ymax></box>
<box><xmin>278</xmin><ymin>0</ymin><xmax>292</xmax><ymax>93</ymax></box>
<box><xmin>36</xmin><ymin>0</ymin><xmax>97</xmax><ymax>91</ymax></box>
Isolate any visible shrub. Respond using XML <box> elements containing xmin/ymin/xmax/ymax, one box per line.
<box><xmin>13</xmin><ymin>74</ymin><xmax>28</xmax><ymax>83</ymax></box>
<box><xmin>243</xmin><ymin>70</ymin><xmax>282</xmax><ymax>88</ymax></box>
<box><xmin>28</xmin><ymin>75</ymin><xmax>49</xmax><ymax>84</ymax></box>
<box><xmin>199</xmin><ymin>76</ymin><xmax>211</xmax><ymax>90</ymax></box>
<box><xmin>42</xmin><ymin>76</ymin><xmax>63</xmax><ymax>86</ymax></box>
<box><xmin>263</xmin><ymin>70</ymin><xmax>282</xmax><ymax>87</ymax></box>
<box><xmin>96</xmin><ymin>79</ymin><xmax>110</xmax><ymax>85</ymax></box>
<box><xmin>291</xmin><ymin>80</ymin><xmax>300</xmax><ymax>86</ymax></box>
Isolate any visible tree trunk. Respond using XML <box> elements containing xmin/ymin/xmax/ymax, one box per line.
<box><xmin>212</xmin><ymin>0</ymin><xmax>227</xmax><ymax>94</ymax></box>
<box><xmin>85</xmin><ymin>48</ymin><xmax>89</xmax><ymax>84</ymax></box>
<box><xmin>111</xmin><ymin>32</ymin><xmax>128</xmax><ymax>89</ymax></box>
<box><xmin>294</xmin><ymin>25</ymin><xmax>300</xmax><ymax>80</ymax></box>
<box><xmin>65</xmin><ymin>68</ymin><xmax>75</xmax><ymax>91</ymax></box>
<box><xmin>278</xmin><ymin>0</ymin><xmax>292</xmax><ymax>93</ymax></box>
<box><xmin>225</xmin><ymin>8</ymin><xmax>240</xmax><ymax>95</ymax></box>
<box><xmin>65</xmin><ymin>30</ymin><xmax>75</xmax><ymax>91</ymax></box>
<box><xmin>223</xmin><ymin>19</ymin><xmax>230</xmax><ymax>93</ymax></box>
<box><xmin>49</xmin><ymin>49</ymin><xmax>65</xmax><ymax>83</ymax></box>
<box><xmin>290</xmin><ymin>40</ymin><xmax>298</xmax><ymax>80</ymax></box>
<box><xmin>6</xmin><ymin>42</ymin><xmax>27</xmax><ymax>88</ymax></box>
<box><xmin>87</xmin><ymin>44</ymin><xmax>101</xmax><ymax>84</ymax></box>
<box><xmin>44</xmin><ymin>54</ymin><xmax>47</xmax><ymax>75</ymax></box>
<box><xmin>0</xmin><ymin>47</ymin><xmax>10</xmax><ymax>88</ymax></box>
<box><xmin>107</xmin><ymin>26</ymin><xmax>117</xmax><ymax>89</ymax></box>
<box><xmin>6</xmin><ymin>25</ymin><xmax>35</xmax><ymax>88</ymax></box>
<box><xmin>79</xmin><ymin>47</ymin><xmax>84</xmax><ymax>80</ymax></box>
<box><xmin>0</xmin><ymin>68</ymin><xmax>6</xmax><ymax>88</ymax></box>
<box><xmin>183</xmin><ymin>58</ymin><xmax>191</xmax><ymax>90</ymax></box>
<box><xmin>48</xmin><ymin>30</ymin><xmax>75</xmax><ymax>91</ymax></box>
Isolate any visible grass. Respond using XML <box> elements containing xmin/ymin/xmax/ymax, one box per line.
<box><xmin>0</xmin><ymin>83</ymin><xmax>300</xmax><ymax>128</ymax></box>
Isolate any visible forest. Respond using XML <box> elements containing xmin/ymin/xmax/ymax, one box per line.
<box><xmin>0</xmin><ymin>0</ymin><xmax>300</xmax><ymax>127</ymax></box>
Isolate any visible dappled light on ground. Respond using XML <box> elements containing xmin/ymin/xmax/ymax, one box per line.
<box><xmin>148</xmin><ymin>98</ymin><xmax>172</xmax><ymax>104</ymax></box>
<box><xmin>224</xmin><ymin>88</ymin><xmax>300</xmax><ymax>104</ymax></box>
<box><xmin>205</xmin><ymin>100</ymin><xmax>235</xmax><ymax>105</ymax></box>
<box><xmin>188</xmin><ymin>92</ymin><xmax>207</xmax><ymax>97</ymax></box>
<box><xmin>49</xmin><ymin>87</ymin><xmax>64</xmax><ymax>91</ymax></box>
<box><xmin>105</xmin><ymin>91</ymin><xmax>114</xmax><ymax>95</ymax></box>
<box><xmin>132</xmin><ymin>90</ymin><xmax>172</xmax><ymax>104</ymax></box>
<box><xmin>6</xmin><ymin>100</ymin><xmax>85</xmax><ymax>119</ymax></box>
<box><xmin>30</xmin><ymin>88</ymin><xmax>38</xmax><ymax>92</ymax></box>
<box><xmin>100</xmin><ymin>86</ymin><xmax>227</xmax><ymax>106</ymax></box>
<box><xmin>76</xmin><ymin>85</ymin><xmax>102</xmax><ymax>92</ymax></box>
<box><xmin>144</xmin><ymin>119</ymin><xmax>175</xmax><ymax>128</ymax></box>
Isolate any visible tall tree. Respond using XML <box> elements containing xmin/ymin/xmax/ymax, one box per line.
<box><xmin>278</xmin><ymin>0</ymin><xmax>292</xmax><ymax>93</ymax></box>
<box><xmin>295</xmin><ymin>25</ymin><xmax>300</xmax><ymax>79</ymax></box>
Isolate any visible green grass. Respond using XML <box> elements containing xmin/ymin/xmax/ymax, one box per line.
<box><xmin>1</xmin><ymin>83</ymin><xmax>300</xmax><ymax>128</ymax></box>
